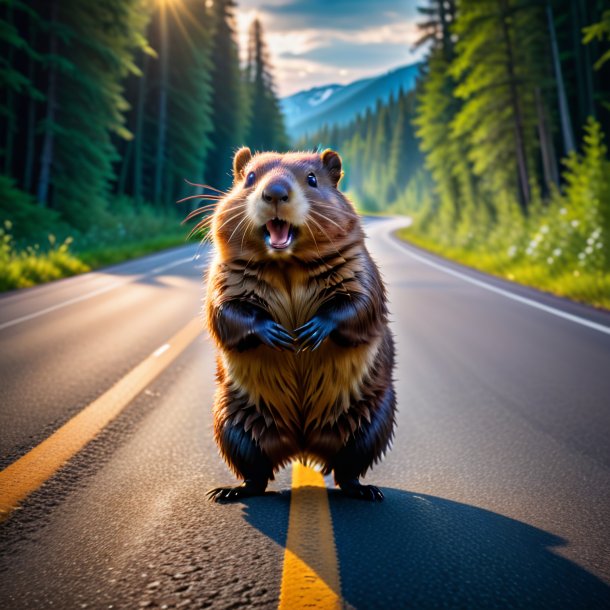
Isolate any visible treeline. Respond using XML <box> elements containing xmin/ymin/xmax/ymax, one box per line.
<box><xmin>0</xmin><ymin>0</ymin><xmax>286</xmax><ymax>237</ymax></box>
<box><xmin>412</xmin><ymin>0</ymin><xmax>610</xmax><ymax>217</ymax></box>
<box><xmin>301</xmin><ymin>0</ymin><xmax>610</xmax><ymax>306</ymax></box>
<box><xmin>296</xmin><ymin>89</ymin><xmax>423</xmax><ymax>212</ymax></box>
<box><xmin>411</xmin><ymin>0</ymin><xmax>610</xmax><ymax>296</ymax></box>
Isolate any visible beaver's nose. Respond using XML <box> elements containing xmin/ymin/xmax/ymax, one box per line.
<box><xmin>262</xmin><ymin>182</ymin><xmax>290</xmax><ymax>204</ymax></box>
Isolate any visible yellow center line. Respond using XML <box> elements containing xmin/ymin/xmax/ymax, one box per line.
<box><xmin>0</xmin><ymin>317</ymin><xmax>202</xmax><ymax>522</ymax></box>
<box><xmin>279</xmin><ymin>463</ymin><xmax>342</xmax><ymax>609</ymax></box>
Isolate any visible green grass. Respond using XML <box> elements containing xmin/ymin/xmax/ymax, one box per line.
<box><xmin>0</xmin><ymin>178</ymin><xmax>211</xmax><ymax>292</ymax></box>
<box><xmin>79</xmin><ymin>232</ymin><xmax>192</xmax><ymax>268</ymax></box>
<box><xmin>397</xmin><ymin>227</ymin><xmax>610</xmax><ymax>311</ymax></box>
<box><xmin>0</xmin><ymin>220</ymin><xmax>202</xmax><ymax>293</ymax></box>
<box><xmin>0</xmin><ymin>226</ymin><xmax>88</xmax><ymax>291</ymax></box>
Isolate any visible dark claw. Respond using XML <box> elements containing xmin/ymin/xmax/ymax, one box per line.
<box><xmin>295</xmin><ymin>315</ymin><xmax>335</xmax><ymax>352</ymax></box>
<box><xmin>275</xmin><ymin>340</ymin><xmax>296</xmax><ymax>351</ymax></box>
<box><xmin>270</xmin><ymin>324</ymin><xmax>293</xmax><ymax>341</ymax></box>
<box><xmin>311</xmin><ymin>336</ymin><xmax>326</xmax><ymax>351</ymax></box>
<box><xmin>207</xmin><ymin>480</ymin><xmax>267</xmax><ymax>503</ymax></box>
<box><xmin>258</xmin><ymin>320</ymin><xmax>295</xmax><ymax>351</ymax></box>
<box><xmin>338</xmin><ymin>479</ymin><xmax>384</xmax><ymax>502</ymax></box>
<box><xmin>269</xmin><ymin>330</ymin><xmax>296</xmax><ymax>351</ymax></box>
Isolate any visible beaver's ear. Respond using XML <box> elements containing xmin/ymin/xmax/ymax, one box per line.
<box><xmin>320</xmin><ymin>149</ymin><xmax>342</xmax><ymax>187</ymax></box>
<box><xmin>233</xmin><ymin>147</ymin><xmax>252</xmax><ymax>182</ymax></box>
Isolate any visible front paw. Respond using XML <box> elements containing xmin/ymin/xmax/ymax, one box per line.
<box><xmin>255</xmin><ymin>319</ymin><xmax>295</xmax><ymax>351</ymax></box>
<box><xmin>295</xmin><ymin>315</ymin><xmax>335</xmax><ymax>352</ymax></box>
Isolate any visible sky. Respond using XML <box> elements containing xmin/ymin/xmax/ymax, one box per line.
<box><xmin>235</xmin><ymin>0</ymin><xmax>426</xmax><ymax>97</ymax></box>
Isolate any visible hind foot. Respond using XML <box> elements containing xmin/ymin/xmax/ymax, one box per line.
<box><xmin>337</xmin><ymin>478</ymin><xmax>384</xmax><ymax>502</ymax></box>
<box><xmin>207</xmin><ymin>478</ymin><xmax>268</xmax><ymax>503</ymax></box>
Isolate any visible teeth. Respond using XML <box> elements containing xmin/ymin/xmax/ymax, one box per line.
<box><xmin>265</xmin><ymin>218</ymin><xmax>293</xmax><ymax>249</ymax></box>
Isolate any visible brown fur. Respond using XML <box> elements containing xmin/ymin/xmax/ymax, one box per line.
<box><xmin>204</xmin><ymin>149</ymin><xmax>396</xmax><ymax>494</ymax></box>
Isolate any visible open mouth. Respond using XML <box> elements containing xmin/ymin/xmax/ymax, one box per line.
<box><xmin>264</xmin><ymin>218</ymin><xmax>294</xmax><ymax>250</ymax></box>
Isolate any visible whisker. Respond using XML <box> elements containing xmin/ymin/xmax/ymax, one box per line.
<box><xmin>308</xmin><ymin>205</ymin><xmax>345</xmax><ymax>233</ymax></box>
<box><xmin>176</xmin><ymin>194</ymin><xmax>223</xmax><ymax>204</ymax></box>
<box><xmin>241</xmin><ymin>218</ymin><xmax>256</xmax><ymax>255</ymax></box>
<box><xmin>194</xmin><ymin>229</ymin><xmax>212</xmax><ymax>259</ymax></box>
<box><xmin>303</xmin><ymin>220</ymin><xmax>324</xmax><ymax>262</ymax></box>
<box><xmin>189</xmin><ymin>217</ymin><xmax>217</xmax><ymax>237</ymax></box>
<box><xmin>182</xmin><ymin>202</ymin><xmax>249</xmax><ymax>224</ymax></box>
<box><xmin>188</xmin><ymin>221</ymin><xmax>209</xmax><ymax>241</ymax></box>
<box><xmin>308</xmin><ymin>210</ymin><xmax>343</xmax><ymax>240</ymax></box>
<box><xmin>227</xmin><ymin>214</ymin><xmax>251</xmax><ymax>249</ymax></box>
<box><xmin>184</xmin><ymin>180</ymin><xmax>228</xmax><ymax>195</ymax></box>
<box><xmin>243</xmin><ymin>250</ymin><xmax>257</xmax><ymax>276</ymax></box>
<box><xmin>183</xmin><ymin>210</ymin><xmax>217</xmax><ymax>224</ymax></box>
<box><xmin>306</xmin><ymin>214</ymin><xmax>343</xmax><ymax>259</ymax></box>
<box><xmin>183</xmin><ymin>207</ymin><xmax>215</xmax><ymax>223</ymax></box>
<box><xmin>211</xmin><ymin>209</ymin><xmax>247</xmax><ymax>237</ymax></box>
<box><xmin>188</xmin><ymin>211</ymin><xmax>233</xmax><ymax>240</ymax></box>
<box><xmin>308</xmin><ymin>199</ymin><xmax>349</xmax><ymax>214</ymax></box>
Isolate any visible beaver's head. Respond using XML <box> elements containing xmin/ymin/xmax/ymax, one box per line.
<box><xmin>211</xmin><ymin>149</ymin><xmax>362</xmax><ymax>261</ymax></box>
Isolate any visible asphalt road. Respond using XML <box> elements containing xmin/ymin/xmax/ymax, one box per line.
<box><xmin>1</xmin><ymin>217</ymin><xmax>609</xmax><ymax>609</ymax></box>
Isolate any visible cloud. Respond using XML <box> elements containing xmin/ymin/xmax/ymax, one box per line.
<box><xmin>235</xmin><ymin>0</ymin><xmax>424</xmax><ymax>96</ymax></box>
<box><xmin>281</xmin><ymin>40</ymin><xmax>414</xmax><ymax>70</ymax></box>
<box><xmin>255</xmin><ymin>0</ymin><xmax>419</xmax><ymax>30</ymax></box>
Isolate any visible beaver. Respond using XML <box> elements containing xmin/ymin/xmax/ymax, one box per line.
<box><xmin>204</xmin><ymin>147</ymin><xmax>396</xmax><ymax>502</ymax></box>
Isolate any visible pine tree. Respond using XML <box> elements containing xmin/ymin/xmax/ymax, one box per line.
<box><xmin>413</xmin><ymin>0</ymin><xmax>472</xmax><ymax>226</ymax></box>
<box><xmin>583</xmin><ymin>7</ymin><xmax>610</xmax><ymax>69</ymax></box>
<box><xmin>450</xmin><ymin>0</ymin><xmax>548</xmax><ymax>214</ymax></box>
<box><xmin>582</xmin><ymin>5</ymin><xmax>610</xmax><ymax>121</ymax></box>
<box><xmin>244</xmin><ymin>19</ymin><xmax>288</xmax><ymax>152</ymax></box>
<box><xmin>38</xmin><ymin>0</ymin><xmax>150</xmax><ymax>228</ymax></box>
<box><xmin>0</xmin><ymin>0</ymin><xmax>47</xmax><ymax>198</ymax></box>
<box><xmin>153</xmin><ymin>0</ymin><xmax>169</xmax><ymax>207</ymax></box>
<box><xmin>165</xmin><ymin>0</ymin><xmax>214</xmax><ymax>203</ymax></box>
<box><xmin>206</xmin><ymin>0</ymin><xmax>245</xmax><ymax>190</ymax></box>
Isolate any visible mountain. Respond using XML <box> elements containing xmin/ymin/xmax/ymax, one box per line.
<box><xmin>281</xmin><ymin>63</ymin><xmax>421</xmax><ymax>140</ymax></box>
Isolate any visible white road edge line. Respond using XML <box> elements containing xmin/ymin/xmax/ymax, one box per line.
<box><xmin>0</xmin><ymin>256</ymin><xmax>194</xmax><ymax>332</ymax></box>
<box><xmin>386</xmin><ymin>227</ymin><xmax>610</xmax><ymax>337</ymax></box>
<box><xmin>152</xmin><ymin>343</ymin><xmax>171</xmax><ymax>358</ymax></box>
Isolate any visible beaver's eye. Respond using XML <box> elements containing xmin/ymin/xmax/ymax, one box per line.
<box><xmin>245</xmin><ymin>171</ymin><xmax>256</xmax><ymax>187</ymax></box>
<box><xmin>307</xmin><ymin>173</ymin><xmax>317</xmax><ymax>187</ymax></box>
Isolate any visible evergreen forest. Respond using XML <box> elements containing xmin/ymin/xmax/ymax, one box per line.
<box><xmin>0</xmin><ymin>0</ymin><xmax>286</xmax><ymax>288</ymax></box>
<box><xmin>1</xmin><ymin>0</ymin><xmax>610</xmax><ymax>308</ymax></box>
<box><xmin>298</xmin><ymin>0</ymin><xmax>610</xmax><ymax>308</ymax></box>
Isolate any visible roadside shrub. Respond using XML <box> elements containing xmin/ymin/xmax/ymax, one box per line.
<box><xmin>400</xmin><ymin>118</ymin><xmax>610</xmax><ymax>309</ymax></box>
<box><xmin>0</xmin><ymin>222</ymin><xmax>89</xmax><ymax>291</ymax></box>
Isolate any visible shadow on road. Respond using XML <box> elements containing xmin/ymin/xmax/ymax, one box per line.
<box><xmin>242</xmin><ymin>487</ymin><xmax>610</xmax><ymax>609</ymax></box>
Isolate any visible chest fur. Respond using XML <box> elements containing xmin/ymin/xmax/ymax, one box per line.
<box><xmin>261</xmin><ymin>266</ymin><xmax>323</xmax><ymax>329</ymax></box>
<box><xmin>213</xmin><ymin>257</ymin><xmax>376</xmax><ymax>431</ymax></box>
<box><xmin>222</xmin><ymin>338</ymin><xmax>380</xmax><ymax>435</ymax></box>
